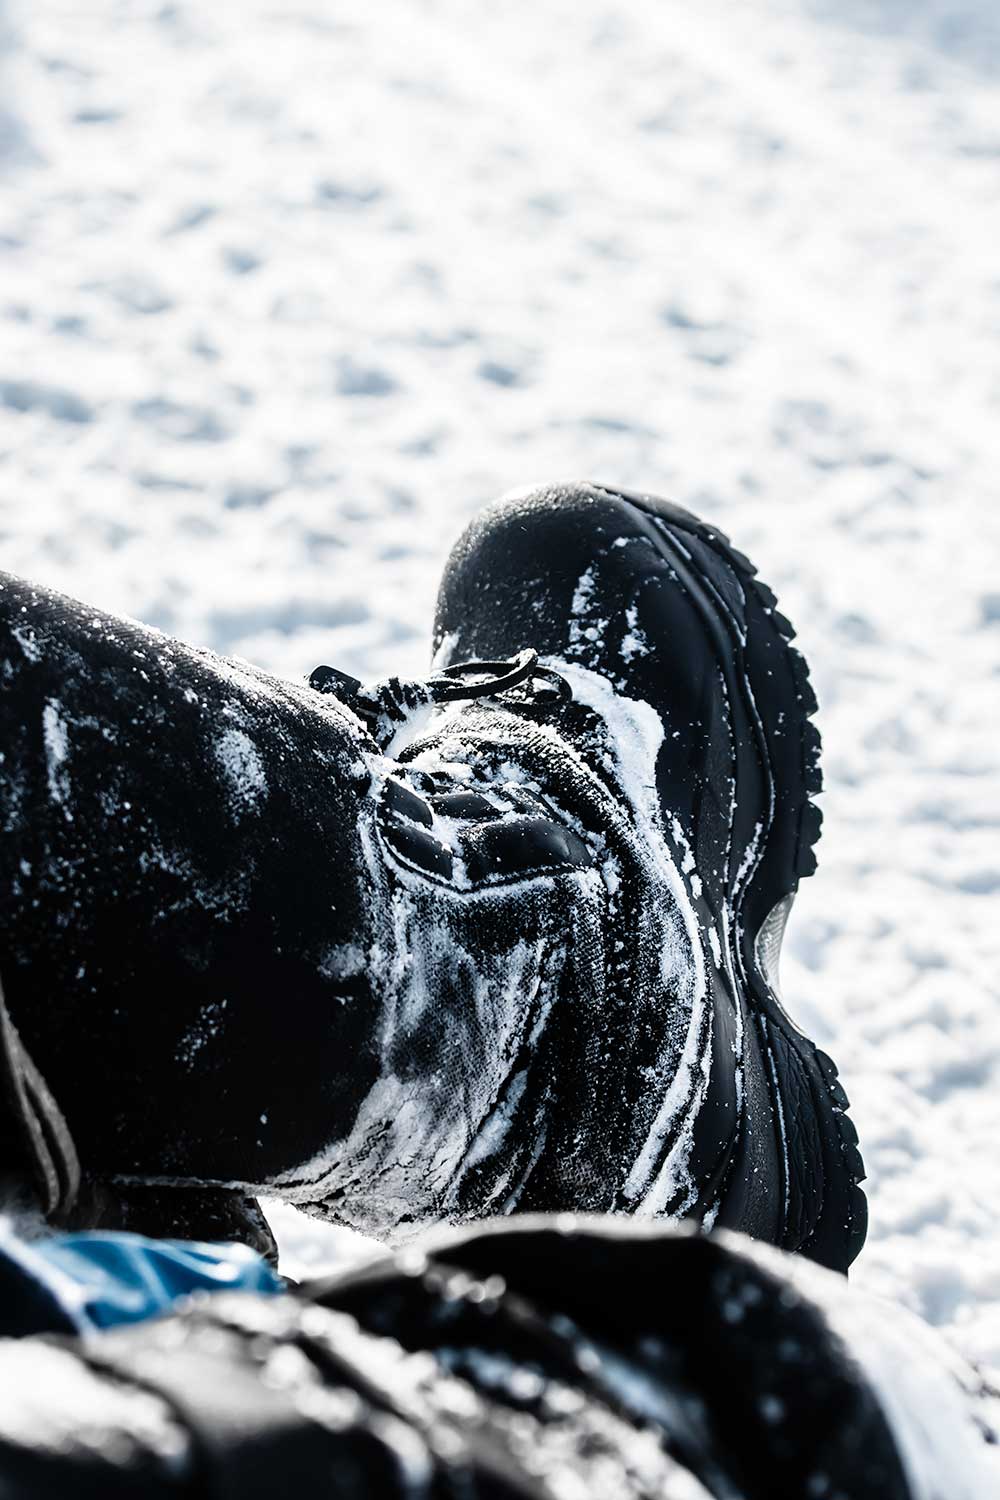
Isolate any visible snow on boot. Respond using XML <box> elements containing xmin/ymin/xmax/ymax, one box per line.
<box><xmin>0</xmin><ymin>482</ymin><xmax>865</xmax><ymax>1270</ymax></box>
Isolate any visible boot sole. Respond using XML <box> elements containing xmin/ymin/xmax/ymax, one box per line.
<box><xmin>592</xmin><ymin>485</ymin><xmax>868</xmax><ymax>1273</ymax></box>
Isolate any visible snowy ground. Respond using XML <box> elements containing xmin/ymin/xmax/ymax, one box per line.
<box><xmin>1</xmin><ymin>0</ymin><xmax>998</xmax><ymax>1376</ymax></box>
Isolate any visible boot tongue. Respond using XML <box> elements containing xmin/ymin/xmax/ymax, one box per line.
<box><xmin>0</xmin><ymin>976</ymin><xmax>80</xmax><ymax>1225</ymax></box>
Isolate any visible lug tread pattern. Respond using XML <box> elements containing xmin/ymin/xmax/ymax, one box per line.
<box><xmin>678</xmin><ymin>514</ymin><xmax>868</xmax><ymax>1272</ymax></box>
<box><xmin>596</xmin><ymin>486</ymin><xmax>868</xmax><ymax>1272</ymax></box>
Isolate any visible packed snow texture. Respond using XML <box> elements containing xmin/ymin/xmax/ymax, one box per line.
<box><xmin>1</xmin><ymin>0</ymin><xmax>998</xmax><ymax>1378</ymax></box>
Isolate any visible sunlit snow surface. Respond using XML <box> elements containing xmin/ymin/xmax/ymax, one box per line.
<box><xmin>1</xmin><ymin>0</ymin><xmax>998</xmax><ymax>1379</ymax></box>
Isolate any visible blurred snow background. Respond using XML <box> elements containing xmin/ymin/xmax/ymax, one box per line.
<box><xmin>1</xmin><ymin>0</ymin><xmax>998</xmax><ymax>1374</ymax></box>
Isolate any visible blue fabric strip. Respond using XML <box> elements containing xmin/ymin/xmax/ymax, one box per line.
<box><xmin>0</xmin><ymin>1226</ymin><xmax>283</xmax><ymax>1335</ymax></box>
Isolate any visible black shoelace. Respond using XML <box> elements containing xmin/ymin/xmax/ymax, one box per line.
<box><xmin>308</xmin><ymin>648</ymin><xmax>571</xmax><ymax>749</ymax></box>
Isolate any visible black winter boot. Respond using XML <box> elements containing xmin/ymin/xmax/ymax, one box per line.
<box><xmin>0</xmin><ymin>483</ymin><xmax>865</xmax><ymax>1270</ymax></box>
